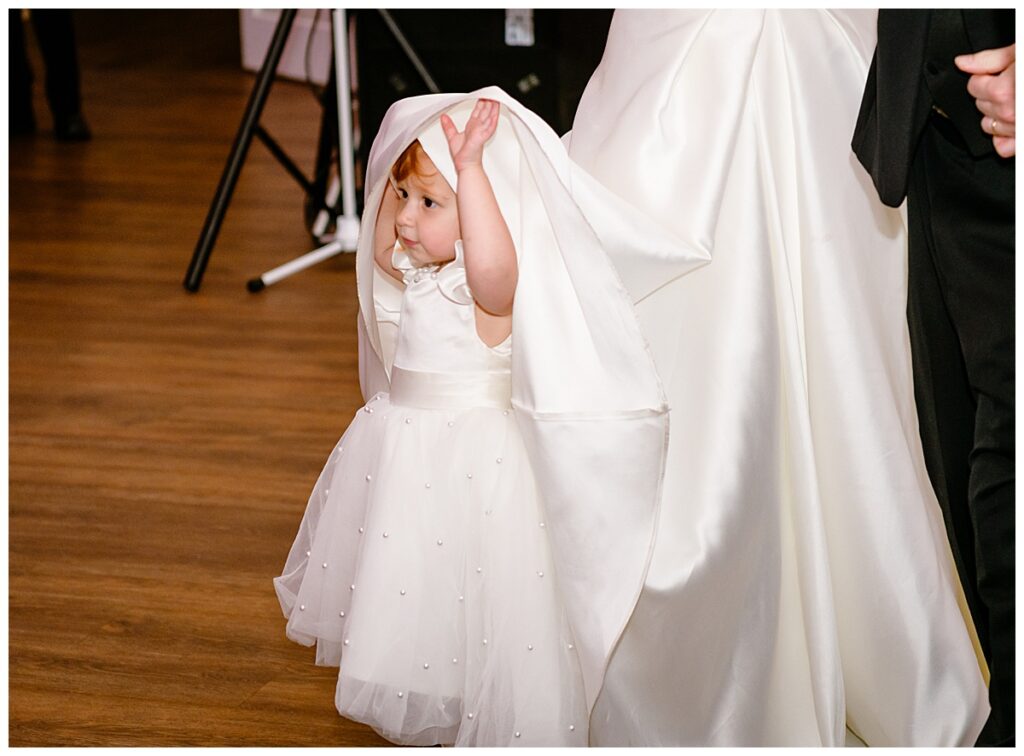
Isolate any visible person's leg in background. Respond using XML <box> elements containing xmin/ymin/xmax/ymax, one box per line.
<box><xmin>908</xmin><ymin>115</ymin><xmax>1015</xmax><ymax>747</ymax></box>
<box><xmin>31</xmin><ymin>9</ymin><xmax>90</xmax><ymax>141</ymax></box>
<box><xmin>9</xmin><ymin>9</ymin><xmax>91</xmax><ymax>141</ymax></box>
<box><xmin>10</xmin><ymin>9</ymin><xmax>36</xmax><ymax>136</ymax></box>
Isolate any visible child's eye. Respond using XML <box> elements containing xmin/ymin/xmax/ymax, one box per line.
<box><xmin>398</xmin><ymin>188</ymin><xmax>408</xmax><ymax>199</ymax></box>
<box><xmin>423</xmin><ymin>197</ymin><xmax>435</xmax><ymax>208</ymax></box>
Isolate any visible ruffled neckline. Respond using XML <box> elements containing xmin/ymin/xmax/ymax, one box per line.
<box><xmin>391</xmin><ymin>240</ymin><xmax>474</xmax><ymax>306</ymax></box>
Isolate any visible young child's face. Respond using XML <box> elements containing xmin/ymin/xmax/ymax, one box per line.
<box><xmin>393</xmin><ymin>152</ymin><xmax>460</xmax><ymax>267</ymax></box>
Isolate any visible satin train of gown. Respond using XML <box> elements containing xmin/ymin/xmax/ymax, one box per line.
<box><xmin>566</xmin><ymin>9</ymin><xmax>989</xmax><ymax>746</ymax></box>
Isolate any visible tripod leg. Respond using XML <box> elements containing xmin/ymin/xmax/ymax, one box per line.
<box><xmin>311</xmin><ymin>62</ymin><xmax>337</xmax><ymax>211</ymax></box>
<box><xmin>304</xmin><ymin>59</ymin><xmax>338</xmax><ymax>238</ymax></box>
<box><xmin>247</xmin><ymin>10</ymin><xmax>361</xmax><ymax>293</ymax></box>
<box><xmin>333</xmin><ymin>9</ymin><xmax>359</xmax><ymax>223</ymax></box>
<box><xmin>183</xmin><ymin>9</ymin><xmax>297</xmax><ymax>292</ymax></box>
<box><xmin>246</xmin><ymin>239</ymin><xmax>345</xmax><ymax>292</ymax></box>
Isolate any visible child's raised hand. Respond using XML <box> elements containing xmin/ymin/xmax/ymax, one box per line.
<box><xmin>440</xmin><ymin>99</ymin><xmax>500</xmax><ymax>173</ymax></box>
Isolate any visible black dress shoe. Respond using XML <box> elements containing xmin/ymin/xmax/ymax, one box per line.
<box><xmin>54</xmin><ymin>112</ymin><xmax>91</xmax><ymax>142</ymax></box>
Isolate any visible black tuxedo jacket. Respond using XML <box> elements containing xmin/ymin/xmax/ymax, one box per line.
<box><xmin>852</xmin><ymin>9</ymin><xmax>1014</xmax><ymax>207</ymax></box>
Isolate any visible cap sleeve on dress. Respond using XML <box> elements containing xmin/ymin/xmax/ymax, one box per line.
<box><xmin>437</xmin><ymin>240</ymin><xmax>475</xmax><ymax>306</ymax></box>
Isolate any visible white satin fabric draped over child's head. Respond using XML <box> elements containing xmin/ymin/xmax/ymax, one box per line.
<box><xmin>354</xmin><ymin>86</ymin><xmax>709</xmax><ymax>712</ymax></box>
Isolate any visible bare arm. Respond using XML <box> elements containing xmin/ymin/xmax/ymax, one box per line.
<box><xmin>441</xmin><ymin>100</ymin><xmax>518</xmax><ymax>316</ymax></box>
<box><xmin>373</xmin><ymin>181</ymin><xmax>404</xmax><ymax>283</ymax></box>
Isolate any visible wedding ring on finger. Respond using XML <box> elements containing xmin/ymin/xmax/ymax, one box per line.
<box><xmin>991</xmin><ymin>117</ymin><xmax>999</xmax><ymax>135</ymax></box>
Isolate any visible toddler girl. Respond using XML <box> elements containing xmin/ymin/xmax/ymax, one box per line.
<box><xmin>274</xmin><ymin>88</ymin><xmax>707</xmax><ymax>746</ymax></box>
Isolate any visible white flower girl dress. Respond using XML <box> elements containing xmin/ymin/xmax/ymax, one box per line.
<box><xmin>275</xmin><ymin>86</ymin><xmax>707</xmax><ymax>747</ymax></box>
<box><xmin>274</xmin><ymin>240</ymin><xmax>589</xmax><ymax>746</ymax></box>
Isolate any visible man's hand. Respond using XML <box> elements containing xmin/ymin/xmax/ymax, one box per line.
<box><xmin>441</xmin><ymin>99</ymin><xmax>500</xmax><ymax>173</ymax></box>
<box><xmin>956</xmin><ymin>43</ymin><xmax>1016</xmax><ymax>158</ymax></box>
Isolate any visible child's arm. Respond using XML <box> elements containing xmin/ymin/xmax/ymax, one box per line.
<box><xmin>441</xmin><ymin>100</ymin><xmax>518</xmax><ymax>317</ymax></box>
<box><xmin>373</xmin><ymin>180</ymin><xmax>404</xmax><ymax>283</ymax></box>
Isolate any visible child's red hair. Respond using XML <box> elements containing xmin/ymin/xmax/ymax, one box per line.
<box><xmin>391</xmin><ymin>139</ymin><xmax>436</xmax><ymax>183</ymax></box>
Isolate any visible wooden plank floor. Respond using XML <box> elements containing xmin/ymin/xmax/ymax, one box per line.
<box><xmin>9</xmin><ymin>11</ymin><xmax>389</xmax><ymax>746</ymax></box>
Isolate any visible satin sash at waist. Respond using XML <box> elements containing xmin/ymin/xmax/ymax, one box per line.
<box><xmin>389</xmin><ymin>365</ymin><xmax>512</xmax><ymax>410</ymax></box>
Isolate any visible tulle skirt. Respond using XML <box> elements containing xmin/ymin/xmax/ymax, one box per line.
<box><xmin>274</xmin><ymin>392</ymin><xmax>588</xmax><ymax>746</ymax></box>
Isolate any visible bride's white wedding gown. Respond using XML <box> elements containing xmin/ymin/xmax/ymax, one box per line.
<box><xmin>565</xmin><ymin>9</ymin><xmax>989</xmax><ymax>746</ymax></box>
